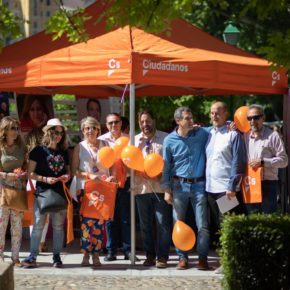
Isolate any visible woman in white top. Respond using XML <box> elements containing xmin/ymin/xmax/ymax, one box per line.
<box><xmin>71</xmin><ymin>116</ymin><xmax>114</xmax><ymax>268</ymax></box>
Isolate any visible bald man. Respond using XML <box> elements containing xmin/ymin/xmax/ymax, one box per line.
<box><xmin>206</xmin><ymin>102</ymin><xmax>246</xmax><ymax>231</ymax></box>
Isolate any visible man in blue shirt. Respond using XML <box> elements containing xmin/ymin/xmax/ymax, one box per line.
<box><xmin>162</xmin><ymin>106</ymin><xmax>210</xmax><ymax>270</ymax></box>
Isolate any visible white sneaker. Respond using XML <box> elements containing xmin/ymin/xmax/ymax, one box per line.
<box><xmin>214</xmin><ymin>266</ymin><xmax>223</xmax><ymax>274</ymax></box>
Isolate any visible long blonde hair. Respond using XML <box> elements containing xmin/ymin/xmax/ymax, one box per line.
<box><xmin>0</xmin><ymin>116</ymin><xmax>23</xmax><ymax>150</ymax></box>
<box><xmin>41</xmin><ymin>126</ymin><xmax>68</xmax><ymax>151</ymax></box>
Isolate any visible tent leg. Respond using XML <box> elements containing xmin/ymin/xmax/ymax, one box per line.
<box><xmin>129</xmin><ymin>83</ymin><xmax>136</xmax><ymax>264</ymax></box>
<box><xmin>283</xmin><ymin>90</ymin><xmax>290</xmax><ymax>213</ymax></box>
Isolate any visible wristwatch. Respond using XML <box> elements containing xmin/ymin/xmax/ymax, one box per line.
<box><xmin>261</xmin><ymin>158</ymin><xmax>264</xmax><ymax>166</ymax></box>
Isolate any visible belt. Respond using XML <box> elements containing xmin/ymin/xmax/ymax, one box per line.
<box><xmin>173</xmin><ymin>176</ymin><xmax>205</xmax><ymax>184</ymax></box>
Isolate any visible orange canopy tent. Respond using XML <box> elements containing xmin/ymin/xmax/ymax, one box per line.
<box><xmin>0</xmin><ymin>2</ymin><xmax>287</xmax><ymax>97</ymax></box>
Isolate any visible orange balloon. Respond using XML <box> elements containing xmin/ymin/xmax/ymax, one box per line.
<box><xmin>113</xmin><ymin>136</ymin><xmax>130</xmax><ymax>158</ymax></box>
<box><xmin>234</xmin><ymin>106</ymin><xmax>251</xmax><ymax>133</ymax></box>
<box><xmin>98</xmin><ymin>146</ymin><xmax>115</xmax><ymax>169</ymax></box>
<box><xmin>144</xmin><ymin>153</ymin><xmax>164</xmax><ymax>178</ymax></box>
<box><xmin>172</xmin><ymin>220</ymin><xmax>196</xmax><ymax>251</ymax></box>
<box><xmin>121</xmin><ymin>145</ymin><xmax>144</xmax><ymax>172</ymax></box>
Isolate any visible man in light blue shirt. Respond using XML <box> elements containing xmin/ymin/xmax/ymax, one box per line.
<box><xmin>206</xmin><ymin>102</ymin><xmax>246</xmax><ymax>236</ymax></box>
<box><xmin>162</xmin><ymin>106</ymin><xmax>210</xmax><ymax>270</ymax></box>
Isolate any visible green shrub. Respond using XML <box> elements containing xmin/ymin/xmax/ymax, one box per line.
<box><xmin>220</xmin><ymin>214</ymin><xmax>290</xmax><ymax>290</ymax></box>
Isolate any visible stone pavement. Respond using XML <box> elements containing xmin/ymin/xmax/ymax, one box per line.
<box><xmin>4</xmin><ymin>240</ymin><xmax>223</xmax><ymax>290</ymax></box>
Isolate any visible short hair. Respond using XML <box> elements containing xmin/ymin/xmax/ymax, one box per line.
<box><xmin>138</xmin><ymin>110</ymin><xmax>155</xmax><ymax>121</ymax></box>
<box><xmin>211</xmin><ymin>101</ymin><xmax>228</xmax><ymax>112</ymax></box>
<box><xmin>174</xmin><ymin>106</ymin><xmax>192</xmax><ymax>121</ymax></box>
<box><xmin>106</xmin><ymin>112</ymin><xmax>121</xmax><ymax>122</ymax></box>
<box><xmin>80</xmin><ymin>116</ymin><xmax>101</xmax><ymax>132</ymax></box>
<box><xmin>86</xmin><ymin>99</ymin><xmax>101</xmax><ymax>113</ymax></box>
<box><xmin>248</xmin><ymin>104</ymin><xmax>264</xmax><ymax>115</ymax></box>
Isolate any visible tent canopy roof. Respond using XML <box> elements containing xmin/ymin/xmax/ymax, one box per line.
<box><xmin>0</xmin><ymin>2</ymin><xmax>287</xmax><ymax>97</ymax></box>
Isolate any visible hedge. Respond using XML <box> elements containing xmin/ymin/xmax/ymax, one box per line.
<box><xmin>220</xmin><ymin>214</ymin><xmax>290</xmax><ymax>290</ymax></box>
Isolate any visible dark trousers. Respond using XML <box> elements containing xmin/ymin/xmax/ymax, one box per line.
<box><xmin>136</xmin><ymin>193</ymin><xmax>172</xmax><ymax>260</ymax></box>
<box><xmin>106</xmin><ymin>178</ymin><xmax>131</xmax><ymax>255</ymax></box>
<box><xmin>245</xmin><ymin>180</ymin><xmax>279</xmax><ymax>214</ymax></box>
<box><xmin>208</xmin><ymin>191</ymin><xmax>245</xmax><ymax>231</ymax></box>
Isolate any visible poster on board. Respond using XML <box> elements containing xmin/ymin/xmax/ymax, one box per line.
<box><xmin>16</xmin><ymin>94</ymin><xmax>54</xmax><ymax>136</ymax></box>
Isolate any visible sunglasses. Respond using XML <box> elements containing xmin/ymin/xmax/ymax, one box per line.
<box><xmin>10</xmin><ymin>126</ymin><xmax>19</xmax><ymax>131</ymax></box>
<box><xmin>247</xmin><ymin>115</ymin><xmax>263</xmax><ymax>121</ymax></box>
<box><xmin>52</xmin><ymin>130</ymin><xmax>64</xmax><ymax>136</ymax></box>
<box><xmin>84</xmin><ymin>126</ymin><xmax>99</xmax><ymax>132</ymax></box>
<box><xmin>107</xmin><ymin>120</ymin><xmax>120</xmax><ymax>126</ymax></box>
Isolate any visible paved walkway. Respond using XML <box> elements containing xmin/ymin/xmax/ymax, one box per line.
<box><xmin>4</xmin><ymin>240</ymin><xmax>223</xmax><ymax>289</ymax></box>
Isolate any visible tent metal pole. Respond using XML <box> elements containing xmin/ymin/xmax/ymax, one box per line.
<box><xmin>283</xmin><ymin>89</ymin><xmax>290</xmax><ymax>213</ymax></box>
<box><xmin>129</xmin><ymin>83</ymin><xmax>136</xmax><ymax>264</ymax></box>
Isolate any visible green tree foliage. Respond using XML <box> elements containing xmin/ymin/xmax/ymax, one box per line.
<box><xmin>0</xmin><ymin>3</ymin><xmax>22</xmax><ymax>49</ymax></box>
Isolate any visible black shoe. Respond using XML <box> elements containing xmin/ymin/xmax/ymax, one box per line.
<box><xmin>52</xmin><ymin>254</ymin><xmax>63</xmax><ymax>268</ymax></box>
<box><xmin>104</xmin><ymin>254</ymin><xmax>117</xmax><ymax>261</ymax></box>
<box><xmin>124</xmin><ymin>253</ymin><xmax>140</xmax><ymax>261</ymax></box>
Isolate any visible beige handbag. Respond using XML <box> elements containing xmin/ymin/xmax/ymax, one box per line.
<box><xmin>0</xmin><ymin>185</ymin><xmax>28</xmax><ymax>211</ymax></box>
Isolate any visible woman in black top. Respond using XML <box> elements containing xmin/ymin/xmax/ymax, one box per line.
<box><xmin>22</xmin><ymin>118</ymin><xmax>70</xmax><ymax>268</ymax></box>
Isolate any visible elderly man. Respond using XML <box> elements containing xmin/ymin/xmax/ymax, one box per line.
<box><xmin>244</xmin><ymin>104</ymin><xmax>288</xmax><ymax>214</ymax></box>
<box><xmin>135</xmin><ymin>110</ymin><xmax>172</xmax><ymax>269</ymax></box>
<box><xmin>98</xmin><ymin>113</ymin><xmax>131</xmax><ymax>260</ymax></box>
<box><xmin>162</xmin><ymin>106</ymin><xmax>210</xmax><ymax>270</ymax></box>
<box><xmin>206</xmin><ymin>102</ymin><xmax>246</xmax><ymax>230</ymax></box>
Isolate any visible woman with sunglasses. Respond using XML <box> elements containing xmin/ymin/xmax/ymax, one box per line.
<box><xmin>71</xmin><ymin>116</ymin><xmax>115</xmax><ymax>268</ymax></box>
<box><xmin>22</xmin><ymin>118</ymin><xmax>70</xmax><ymax>268</ymax></box>
<box><xmin>0</xmin><ymin>117</ymin><xmax>27</xmax><ymax>267</ymax></box>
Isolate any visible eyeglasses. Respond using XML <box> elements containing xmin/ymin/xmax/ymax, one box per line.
<box><xmin>107</xmin><ymin>120</ymin><xmax>120</xmax><ymax>126</ymax></box>
<box><xmin>247</xmin><ymin>115</ymin><xmax>263</xmax><ymax>121</ymax></box>
<box><xmin>10</xmin><ymin>126</ymin><xmax>19</xmax><ymax>131</ymax></box>
<box><xmin>52</xmin><ymin>130</ymin><xmax>64</xmax><ymax>136</ymax></box>
<box><xmin>84</xmin><ymin>126</ymin><xmax>99</xmax><ymax>132</ymax></box>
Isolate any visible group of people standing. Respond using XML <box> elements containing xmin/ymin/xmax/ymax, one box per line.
<box><xmin>0</xmin><ymin>100</ymin><xmax>288</xmax><ymax>272</ymax></box>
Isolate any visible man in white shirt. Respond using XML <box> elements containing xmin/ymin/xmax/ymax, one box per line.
<box><xmin>206</xmin><ymin>102</ymin><xmax>246</xmax><ymax>230</ymax></box>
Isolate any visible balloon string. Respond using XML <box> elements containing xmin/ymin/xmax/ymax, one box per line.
<box><xmin>147</xmin><ymin>180</ymin><xmax>161</xmax><ymax>202</ymax></box>
<box><xmin>120</xmin><ymin>84</ymin><xmax>129</xmax><ymax>103</ymax></box>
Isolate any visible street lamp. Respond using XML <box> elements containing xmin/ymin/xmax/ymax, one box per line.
<box><xmin>223</xmin><ymin>22</ymin><xmax>240</xmax><ymax>46</ymax></box>
<box><xmin>223</xmin><ymin>22</ymin><xmax>240</xmax><ymax>119</ymax></box>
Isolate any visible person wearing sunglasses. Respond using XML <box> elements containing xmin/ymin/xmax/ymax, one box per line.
<box><xmin>0</xmin><ymin>117</ymin><xmax>27</xmax><ymax>267</ymax></box>
<box><xmin>98</xmin><ymin>113</ymin><xmax>132</xmax><ymax>261</ymax></box>
<box><xmin>244</xmin><ymin>104</ymin><xmax>288</xmax><ymax>214</ymax></box>
<box><xmin>22</xmin><ymin>118</ymin><xmax>70</xmax><ymax>268</ymax></box>
<box><xmin>71</xmin><ymin>116</ymin><xmax>116</xmax><ymax>268</ymax></box>
<box><xmin>135</xmin><ymin>110</ymin><xmax>172</xmax><ymax>268</ymax></box>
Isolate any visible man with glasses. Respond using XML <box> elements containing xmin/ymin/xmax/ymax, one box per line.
<box><xmin>98</xmin><ymin>113</ymin><xmax>132</xmax><ymax>261</ymax></box>
<box><xmin>244</xmin><ymin>104</ymin><xmax>288</xmax><ymax>214</ymax></box>
<box><xmin>135</xmin><ymin>110</ymin><xmax>172</xmax><ymax>268</ymax></box>
<box><xmin>162</xmin><ymin>106</ymin><xmax>210</xmax><ymax>270</ymax></box>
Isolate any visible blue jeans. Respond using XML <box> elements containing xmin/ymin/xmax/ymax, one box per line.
<box><xmin>172</xmin><ymin>180</ymin><xmax>209</xmax><ymax>260</ymax></box>
<box><xmin>136</xmin><ymin>193</ymin><xmax>172</xmax><ymax>260</ymax></box>
<box><xmin>245</xmin><ymin>180</ymin><xmax>279</xmax><ymax>214</ymax></box>
<box><xmin>106</xmin><ymin>178</ymin><xmax>131</xmax><ymax>255</ymax></box>
<box><xmin>30</xmin><ymin>199</ymin><xmax>66</xmax><ymax>259</ymax></box>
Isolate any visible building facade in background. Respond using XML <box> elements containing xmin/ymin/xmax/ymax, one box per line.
<box><xmin>3</xmin><ymin>0</ymin><xmax>94</xmax><ymax>40</ymax></box>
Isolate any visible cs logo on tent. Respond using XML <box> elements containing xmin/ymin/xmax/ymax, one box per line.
<box><xmin>272</xmin><ymin>71</ymin><xmax>280</xmax><ymax>86</ymax></box>
<box><xmin>108</xmin><ymin>59</ymin><xmax>120</xmax><ymax>76</ymax></box>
